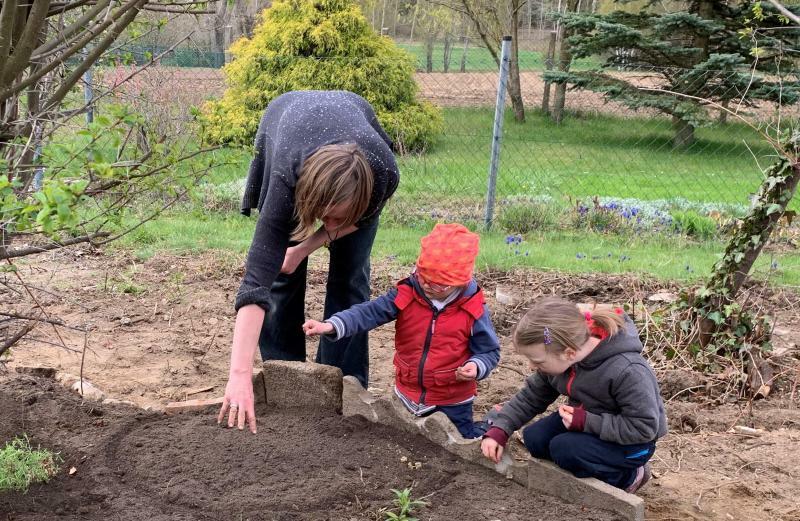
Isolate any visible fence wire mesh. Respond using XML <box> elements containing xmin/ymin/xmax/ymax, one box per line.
<box><xmin>86</xmin><ymin>36</ymin><xmax>798</xmax><ymax>238</ymax></box>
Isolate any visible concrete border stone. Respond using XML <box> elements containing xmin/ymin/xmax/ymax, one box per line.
<box><xmin>337</xmin><ymin>374</ymin><xmax>643</xmax><ymax>521</ymax></box>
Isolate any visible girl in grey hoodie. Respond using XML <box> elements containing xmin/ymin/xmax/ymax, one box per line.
<box><xmin>481</xmin><ymin>297</ymin><xmax>667</xmax><ymax>494</ymax></box>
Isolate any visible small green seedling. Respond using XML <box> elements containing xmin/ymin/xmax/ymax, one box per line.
<box><xmin>383</xmin><ymin>487</ymin><xmax>428</xmax><ymax>521</ymax></box>
<box><xmin>0</xmin><ymin>435</ymin><xmax>61</xmax><ymax>493</ymax></box>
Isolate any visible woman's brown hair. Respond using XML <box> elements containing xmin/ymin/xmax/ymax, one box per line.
<box><xmin>513</xmin><ymin>296</ymin><xmax>625</xmax><ymax>353</ymax></box>
<box><xmin>292</xmin><ymin>143</ymin><xmax>374</xmax><ymax>241</ymax></box>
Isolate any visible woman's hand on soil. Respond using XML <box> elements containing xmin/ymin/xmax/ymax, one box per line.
<box><xmin>558</xmin><ymin>404</ymin><xmax>574</xmax><ymax>429</ymax></box>
<box><xmin>218</xmin><ymin>373</ymin><xmax>257</xmax><ymax>434</ymax></box>
<box><xmin>280</xmin><ymin>246</ymin><xmax>307</xmax><ymax>275</ymax></box>
<box><xmin>302</xmin><ymin>320</ymin><xmax>333</xmax><ymax>336</ymax></box>
<box><xmin>455</xmin><ymin>361</ymin><xmax>478</xmax><ymax>381</ymax></box>
<box><xmin>481</xmin><ymin>437</ymin><xmax>503</xmax><ymax>463</ymax></box>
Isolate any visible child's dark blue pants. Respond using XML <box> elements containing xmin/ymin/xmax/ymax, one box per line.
<box><xmin>522</xmin><ymin>411</ymin><xmax>655</xmax><ymax>489</ymax></box>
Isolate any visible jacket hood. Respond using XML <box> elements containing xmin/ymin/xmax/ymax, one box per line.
<box><xmin>578</xmin><ymin>314</ymin><xmax>643</xmax><ymax>369</ymax></box>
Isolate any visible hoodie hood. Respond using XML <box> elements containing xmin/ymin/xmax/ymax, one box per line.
<box><xmin>578</xmin><ymin>314</ymin><xmax>643</xmax><ymax>369</ymax></box>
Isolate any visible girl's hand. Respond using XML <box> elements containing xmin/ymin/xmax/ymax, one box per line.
<box><xmin>481</xmin><ymin>437</ymin><xmax>504</xmax><ymax>463</ymax></box>
<box><xmin>303</xmin><ymin>319</ymin><xmax>334</xmax><ymax>336</ymax></box>
<box><xmin>281</xmin><ymin>246</ymin><xmax>307</xmax><ymax>274</ymax></box>
<box><xmin>558</xmin><ymin>404</ymin><xmax>574</xmax><ymax>429</ymax></box>
<box><xmin>217</xmin><ymin>371</ymin><xmax>257</xmax><ymax>433</ymax></box>
<box><xmin>455</xmin><ymin>361</ymin><xmax>478</xmax><ymax>381</ymax></box>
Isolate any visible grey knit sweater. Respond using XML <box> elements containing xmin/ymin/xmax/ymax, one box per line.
<box><xmin>236</xmin><ymin>91</ymin><xmax>399</xmax><ymax>311</ymax></box>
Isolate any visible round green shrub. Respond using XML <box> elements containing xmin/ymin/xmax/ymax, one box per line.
<box><xmin>200</xmin><ymin>0</ymin><xmax>442</xmax><ymax>152</ymax></box>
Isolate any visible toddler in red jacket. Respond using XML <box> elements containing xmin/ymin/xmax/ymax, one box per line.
<box><xmin>304</xmin><ymin>223</ymin><xmax>500</xmax><ymax>438</ymax></box>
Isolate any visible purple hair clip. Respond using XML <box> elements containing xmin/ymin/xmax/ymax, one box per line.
<box><xmin>543</xmin><ymin>327</ymin><xmax>553</xmax><ymax>345</ymax></box>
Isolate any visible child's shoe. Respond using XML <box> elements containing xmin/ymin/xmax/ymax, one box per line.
<box><xmin>625</xmin><ymin>463</ymin><xmax>651</xmax><ymax>494</ymax></box>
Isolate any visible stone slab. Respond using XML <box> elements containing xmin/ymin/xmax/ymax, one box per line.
<box><xmin>165</xmin><ymin>397</ymin><xmax>225</xmax><ymax>414</ymax></box>
<box><xmin>527</xmin><ymin>458</ymin><xmax>644</xmax><ymax>521</ymax></box>
<box><xmin>262</xmin><ymin>361</ymin><xmax>342</xmax><ymax>413</ymax></box>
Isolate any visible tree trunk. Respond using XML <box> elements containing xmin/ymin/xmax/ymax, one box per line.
<box><xmin>409</xmin><ymin>2</ymin><xmax>419</xmax><ymax>42</ymax></box>
<box><xmin>550</xmin><ymin>0</ymin><xmax>577</xmax><ymax>123</ymax></box>
<box><xmin>460</xmin><ymin>34</ymin><xmax>469</xmax><ymax>72</ymax></box>
<box><xmin>508</xmin><ymin>1</ymin><xmax>525</xmax><ymax>122</ymax></box>
<box><xmin>717</xmin><ymin>99</ymin><xmax>729</xmax><ymax>125</ymax></box>
<box><xmin>541</xmin><ymin>30</ymin><xmax>556</xmax><ymax>114</ymax></box>
<box><xmin>443</xmin><ymin>31</ymin><xmax>452</xmax><ymax>72</ymax></box>
<box><xmin>425</xmin><ymin>33</ymin><xmax>434</xmax><ymax>72</ymax></box>
<box><xmin>213</xmin><ymin>0</ymin><xmax>229</xmax><ymax>68</ymax></box>
<box><xmin>672</xmin><ymin>116</ymin><xmax>695</xmax><ymax>149</ymax></box>
<box><xmin>392</xmin><ymin>0</ymin><xmax>399</xmax><ymax>37</ymax></box>
<box><xmin>526</xmin><ymin>0</ymin><xmax>532</xmax><ymax>39</ymax></box>
<box><xmin>696</xmin><ymin>141</ymin><xmax>800</xmax><ymax>353</ymax></box>
<box><xmin>379</xmin><ymin>0</ymin><xmax>387</xmax><ymax>34</ymax></box>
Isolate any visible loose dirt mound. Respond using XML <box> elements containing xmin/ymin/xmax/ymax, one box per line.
<box><xmin>0</xmin><ymin>376</ymin><xmax>619</xmax><ymax>521</ymax></box>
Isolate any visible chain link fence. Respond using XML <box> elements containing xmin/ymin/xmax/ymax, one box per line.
<box><xmin>91</xmin><ymin>37</ymin><xmax>797</xmax><ymax>235</ymax></box>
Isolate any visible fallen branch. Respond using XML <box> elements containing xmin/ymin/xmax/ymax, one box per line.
<box><xmin>2</xmin><ymin>232</ymin><xmax>110</xmax><ymax>260</ymax></box>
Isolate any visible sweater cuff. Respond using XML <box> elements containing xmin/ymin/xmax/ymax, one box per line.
<box><xmin>469</xmin><ymin>357</ymin><xmax>488</xmax><ymax>380</ymax></box>
<box><xmin>483</xmin><ymin>426</ymin><xmax>509</xmax><ymax>447</ymax></box>
<box><xmin>569</xmin><ymin>406</ymin><xmax>587</xmax><ymax>432</ymax></box>
<box><xmin>326</xmin><ymin>316</ymin><xmax>346</xmax><ymax>340</ymax></box>
<box><xmin>583</xmin><ymin>411</ymin><xmax>603</xmax><ymax>436</ymax></box>
<box><xmin>234</xmin><ymin>286</ymin><xmax>272</xmax><ymax>312</ymax></box>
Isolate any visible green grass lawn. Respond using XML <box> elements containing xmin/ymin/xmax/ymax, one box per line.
<box><xmin>115</xmin><ymin>212</ymin><xmax>800</xmax><ymax>287</ymax></box>
<box><xmin>202</xmin><ymin>107</ymin><xmax>771</xmax><ymax>208</ymax></box>
<box><xmin>395</xmin><ymin>107</ymin><xmax>772</xmax><ymax>207</ymax></box>
<box><xmin>396</xmin><ymin>42</ymin><xmax>601</xmax><ymax>72</ymax></box>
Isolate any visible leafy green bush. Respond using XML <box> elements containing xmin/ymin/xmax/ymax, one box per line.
<box><xmin>0</xmin><ymin>436</ymin><xmax>60</xmax><ymax>493</ymax></box>
<box><xmin>195</xmin><ymin>179</ymin><xmax>245</xmax><ymax>213</ymax></box>
<box><xmin>498</xmin><ymin>202</ymin><xmax>561</xmax><ymax>233</ymax></box>
<box><xmin>200</xmin><ymin>0</ymin><xmax>442</xmax><ymax>152</ymax></box>
<box><xmin>671</xmin><ymin>210</ymin><xmax>719</xmax><ymax>239</ymax></box>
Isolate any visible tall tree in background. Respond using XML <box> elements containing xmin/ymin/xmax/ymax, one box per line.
<box><xmin>549</xmin><ymin>0</ymin><xmax>800</xmax><ymax>148</ymax></box>
<box><xmin>451</xmin><ymin>0</ymin><xmax>527</xmax><ymax>121</ymax></box>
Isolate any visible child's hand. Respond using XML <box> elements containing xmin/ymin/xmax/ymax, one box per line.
<box><xmin>481</xmin><ymin>437</ymin><xmax>504</xmax><ymax>463</ymax></box>
<box><xmin>455</xmin><ymin>361</ymin><xmax>478</xmax><ymax>381</ymax></box>
<box><xmin>558</xmin><ymin>404</ymin><xmax>574</xmax><ymax>429</ymax></box>
<box><xmin>302</xmin><ymin>320</ymin><xmax>333</xmax><ymax>336</ymax></box>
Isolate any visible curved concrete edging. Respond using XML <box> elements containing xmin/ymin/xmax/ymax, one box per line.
<box><xmin>259</xmin><ymin>361</ymin><xmax>644</xmax><ymax>521</ymax></box>
<box><xmin>17</xmin><ymin>361</ymin><xmax>643</xmax><ymax>520</ymax></box>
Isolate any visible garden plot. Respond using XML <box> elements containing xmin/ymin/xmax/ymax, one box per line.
<box><xmin>3</xmin><ymin>250</ymin><xmax>800</xmax><ymax>520</ymax></box>
<box><xmin>0</xmin><ymin>376</ymin><xmax>620</xmax><ymax>521</ymax></box>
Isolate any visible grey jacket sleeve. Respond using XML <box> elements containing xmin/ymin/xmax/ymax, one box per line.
<box><xmin>491</xmin><ymin>372</ymin><xmax>560</xmax><ymax>435</ymax></box>
<box><xmin>583</xmin><ymin>363</ymin><xmax>662</xmax><ymax>444</ymax></box>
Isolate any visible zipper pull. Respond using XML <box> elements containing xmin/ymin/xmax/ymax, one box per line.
<box><xmin>431</xmin><ymin>319</ymin><xmax>437</xmax><ymax>335</ymax></box>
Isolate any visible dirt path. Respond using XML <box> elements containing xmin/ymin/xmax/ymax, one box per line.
<box><xmin>3</xmin><ymin>249</ymin><xmax>800</xmax><ymax>520</ymax></box>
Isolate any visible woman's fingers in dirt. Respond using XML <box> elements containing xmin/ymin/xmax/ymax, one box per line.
<box><xmin>217</xmin><ymin>398</ymin><xmax>230</xmax><ymax>425</ymax></box>
<box><xmin>247</xmin><ymin>407</ymin><xmax>258</xmax><ymax>434</ymax></box>
<box><xmin>228</xmin><ymin>404</ymin><xmax>238</xmax><ymax>428</ymax></box>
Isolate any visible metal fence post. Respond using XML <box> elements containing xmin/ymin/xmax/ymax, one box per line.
<box><xmin>484</xmin><ymin>36</ymin><xmax>512</xmax><ymax>230</ymax></box>
<box><xmin>83</xmin><ymin>50</ymin><xmax>94</xmax><ymax>125</ymax></box>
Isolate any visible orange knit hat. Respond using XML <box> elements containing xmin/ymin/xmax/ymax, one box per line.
<box><xmin>416</xmin><ymin>223</ymin><xmax>480</xmax><ymax>286</ymax></box>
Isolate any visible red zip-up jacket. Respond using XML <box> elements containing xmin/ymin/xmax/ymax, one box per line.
<box><xmin>392</xmin><ymin>282</ymin><xmax>486</xmax><ymax>405</ymax></box>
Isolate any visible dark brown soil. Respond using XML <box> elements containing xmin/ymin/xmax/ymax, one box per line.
<box><xmin>0</xmin><ymin>376</ymin><xmax>619</xmax><ymax>521</ymax></box>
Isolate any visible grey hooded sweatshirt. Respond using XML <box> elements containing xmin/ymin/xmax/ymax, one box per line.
<box><xmin>492</xmin><ymin>315</ymin><xmax>668</xmax><ymax>445</ymax></box>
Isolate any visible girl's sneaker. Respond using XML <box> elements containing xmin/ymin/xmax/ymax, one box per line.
<box><xmin>625</xmin><ymin>463</ymin><xmax>652</xmax><ymax>494</ymax></box>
